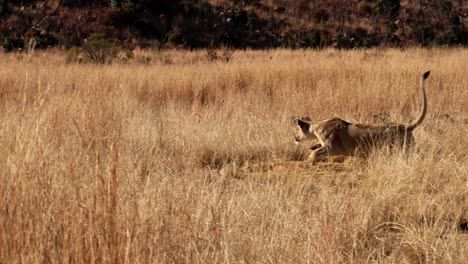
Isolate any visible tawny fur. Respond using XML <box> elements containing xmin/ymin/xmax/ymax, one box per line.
<box><xmin>294</xmin><ymin>71</ymin><xmax>431</xmax><ymax>164</ymax></box>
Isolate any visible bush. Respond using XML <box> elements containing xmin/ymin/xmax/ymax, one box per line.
<box><xmin>66</xmin><ymin>33</ymin><xmax>127</xmax><ymax>64</ymax></box>
<box><xmin>412</xmin><ymin>25</ymin><xmax>435</xmax><ymax>47</ymax></box>
<box><xmin>167</xmin><ymin>29</ymin><xmax>183</xmax><ymax>47</ymax></box>
<box><xmin>82</xmin><ymin>33</ymin><xmax>120</xmax><ymax>64</ymax></box>
<box><xmin>2</xmin><ymin>36</ymin><xmax>25</xmax><ymax>51</ymax></box>
<box><xmin>301</xmin><ymin>31</ymin><xmax>321</xmax><ymax>48</ymax></box>
<box><xmin>435</xmin><ymin>16</ymin><xmax>468</xmax><ymax>46</ymax></box>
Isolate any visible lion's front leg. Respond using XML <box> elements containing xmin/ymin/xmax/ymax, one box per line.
<box><xmin>307</xmin><ymin>130</ymin><xmax>333</xmax><ymax>164</ymax></box>
<box><xmin>310</xmin><ymin>143</ymin><xmax>322</xmax><ymax>150</ymax></box>
<box><xmin>307</xmin><ymin>145</ymin><xmax>330</xmax><ymax>164</ymax></box>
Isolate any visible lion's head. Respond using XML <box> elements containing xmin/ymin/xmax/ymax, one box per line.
<box><xmin>293</xmin><ymin>117</ymin><xmax>317</xmax><ymax>144</ymax></box>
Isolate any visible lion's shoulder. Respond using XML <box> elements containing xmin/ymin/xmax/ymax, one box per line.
<box><xmin>315</xmin><ymin>118</ymin><xmax>351</xmax><ymax>135</ymax></box>
<box><xmin>317</xmin><ymin>117</ymin><xmax>351</xmax><ymax>127</ymax></box>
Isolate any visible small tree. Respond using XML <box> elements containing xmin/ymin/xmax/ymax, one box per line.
<box><xmin>66</xmin><ymin>33</ymin><xmax>123</xmax><ymax>64</ymax></box>
<box><xmin>83</xmin><ymin>33</ymin><xmax>120</xmax><ymax>64</ymax></box>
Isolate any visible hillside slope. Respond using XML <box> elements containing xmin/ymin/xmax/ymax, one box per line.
<box><xmin>0</xmin><ymin>0</ymin><xmax>467</xmax><ymax>50</ymax></box>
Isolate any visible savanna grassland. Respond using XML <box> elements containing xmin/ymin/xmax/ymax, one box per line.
<box><xmin>0</xmin><ymin>48</ymin><xmax>467</xmax><ymax>263</ymax></box>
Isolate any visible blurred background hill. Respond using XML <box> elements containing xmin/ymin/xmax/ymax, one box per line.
<box><xmin>0</xmin><ymin>0</ymin><xmax>467</xmax><ymax>50</ymax></box>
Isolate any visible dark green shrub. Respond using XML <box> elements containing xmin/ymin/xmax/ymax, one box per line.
<box><xmin>301</xmin><ymin>31</ymin><xmax>321</xmax><ymax>48</ymax></box>
<box><xmin>82</xmin><ymin>33</ymin><xmax>120</xmax><ymax>64</ymax></box>
<box><xmin>167</xmin><ymin>29</ymin><xmax>183</xmax><ymax>47</ymax></box>
<box><xmin>2</xmin><ymin>36</ymin><xmax>25</xmax><ymax>51</ymax></box>
<box><xmin>336</xmin><ymin>33</ymin><xmax>352</xmax><ymax>49</ymax></box>
<box><xmin>67</xmin><ymin>33</ymin><xmax>125</xmax><ymax>64</ymax></box>
<box><xmin>435</xmin><ymin>16</ymin><xmax>468</xmax><ymax>46</ymax></box>
<box><xmin>412</xmin><ymin>25</ymin><xmax>435</xmax><ymax>47</ymax></box>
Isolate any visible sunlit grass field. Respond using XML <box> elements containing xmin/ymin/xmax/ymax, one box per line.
<box><xmin>0</xmin><ymin>48</ymin><xmax>467</xmax><ymax>263</ymax></box>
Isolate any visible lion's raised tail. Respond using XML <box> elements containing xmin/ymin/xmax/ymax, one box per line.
<box><xmin>407</xmin><ymin>71</ymin><xmax>430</xmax><ymax>131</ymax></box>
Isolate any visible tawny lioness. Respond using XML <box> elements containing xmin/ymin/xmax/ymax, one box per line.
<box><xmin>294</xmin><ymin>71</ymin><xmax>431</xmax><ymax>163</ymax></box>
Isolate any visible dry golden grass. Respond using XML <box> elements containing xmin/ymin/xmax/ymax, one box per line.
<box><xmin>0</xmin><ymin>48</ymin><xmax>467</xmax><ymax>263</ymax></box>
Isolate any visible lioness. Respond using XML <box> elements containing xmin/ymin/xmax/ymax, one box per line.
<box><xmin>294</xmin><ymin>71</ymin><xmax>431</xmax><ymax>163</ymax></box>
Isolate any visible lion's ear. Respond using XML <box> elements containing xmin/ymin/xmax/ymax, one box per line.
<box><xmin>301</xmin><ymin>116</ymin><xmax>311</xmax><ymax>122</ymax></box>
<box><xmin>297</xmin><ymin>119</ymin><xmax>310</xmax><ymax>130</ymax></box>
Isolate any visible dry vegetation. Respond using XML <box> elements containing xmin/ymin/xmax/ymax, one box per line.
<box><xmin>0</xmin><ymin>48</ymin><xmax>467</xmax><ymax>263</ymax></box>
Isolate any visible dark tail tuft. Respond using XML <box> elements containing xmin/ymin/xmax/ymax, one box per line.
<box><xmin>423</xmin><ymin>71</ymin><xmax>431</xmax><ymax>79</ymax></box>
